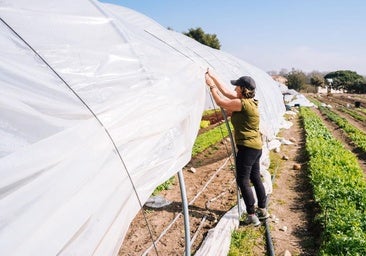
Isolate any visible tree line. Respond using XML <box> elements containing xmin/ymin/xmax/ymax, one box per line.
<box><xmin>269</xmin><ymin>69</ymin><xmax>366</xmax><ymax>94</ymax></box>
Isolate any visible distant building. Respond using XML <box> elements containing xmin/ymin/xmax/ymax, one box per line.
<box><xmin>316</xmin><ymin>78</ymin><xmax>343</xmax><ymax>94</ymax></box>
<box><xmin>317</xmin><ymin>86</ymin><xmax>343</xmax><ymax>94</ymax></box>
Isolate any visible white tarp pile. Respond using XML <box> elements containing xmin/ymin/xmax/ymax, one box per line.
<box><xmin>277</xmin><ymin>81</ymin><xmax>288</xmax><ymax>94</ymax></box>
<box><xmin>0</xmin><ymin>0</ymin><xmax>285</xmax><ymax>255</ymax></box>
<box><xmin>283</xmin><ymin>89</ymin><xmax>314</xmax><ymax>107</ymax></box>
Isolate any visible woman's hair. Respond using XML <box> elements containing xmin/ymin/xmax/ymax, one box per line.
<box><xmin>241</xmin><ymin>87</ymin><xmax>255</xmax><ymax>98</ymax></box>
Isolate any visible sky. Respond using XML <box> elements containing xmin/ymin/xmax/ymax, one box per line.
<box><xmin>99</xmin><ymin>0</ymin><xmax>366</xmax><ymax>76</ymax></box>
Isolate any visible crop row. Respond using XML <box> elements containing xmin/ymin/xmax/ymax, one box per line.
<box><xmin>300</xmin><ymin>107</ymin><xmax>366</xmax><ymax>255</ymax></box>
<box><xmin>338</xmin><ymin>107</ymin><xmax>366</xmax><ymax>122</ymax></box>
<box><xmin>311</xmin><ymin>98</ymin><xmax>366</xmax><ymax>153</ymax></box>
<box><xmin>192</xmin><ymin>122</ymin><xmax>229</xmax><ymax>157</ymax></box>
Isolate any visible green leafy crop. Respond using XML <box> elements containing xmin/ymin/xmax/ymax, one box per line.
<box><xmin>300</xmin><ymin>107</ymin><xmax>366</xmax><ymax>255</ymax></box>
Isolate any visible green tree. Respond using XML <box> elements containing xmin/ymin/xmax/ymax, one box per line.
<box><xmin>286</xmin><ymin>69</ymin><xmax>307</xmax><ymax>91</ymax></box>
<box><xmin>310</xmin><ymin>72</ymin><xmax>325</xmax><ymax>88</ymax></box>
<box><xmin>183</xmin><ymin>27</ymin><xmax>221</xmax><ymax>50</ymax></box>
<box><xmin>324</xmin><ymin>70</ymin><xmax>365</xmax><ymax>93</ymax></box>
<box><xmin>352</xmin><ymin>80</ymin><xmax>366</xmax><ymax>93</ymax></box>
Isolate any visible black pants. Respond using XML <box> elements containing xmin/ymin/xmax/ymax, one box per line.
<box><xmin>236</xmin><ymin>145</ymin><xmax>267</xmax><ymax>214</ymax></box>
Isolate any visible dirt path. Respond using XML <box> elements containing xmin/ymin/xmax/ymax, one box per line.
<box><xmin>269</xmin><ymin>112</ymin><xmax>318</xmax><ymax>256</ymax></box>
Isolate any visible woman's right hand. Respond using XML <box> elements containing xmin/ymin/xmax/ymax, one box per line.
<box><xmin>205</xmin><ymin>73</ymin><xmax>214</xmax><ymax>87</ymax></box>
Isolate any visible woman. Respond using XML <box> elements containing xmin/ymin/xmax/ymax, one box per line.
<box><xmin>204</xmin><ymin>69</ymin><xmax>269</xmax><ymax>226</ymax></box>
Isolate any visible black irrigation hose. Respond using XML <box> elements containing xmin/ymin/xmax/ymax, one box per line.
<box><xmin>264</xmin><ymin>160</ymin><xmax>280</xmax><ymax>256</ymax></box>
<box><xmin>264</xmin><ymin>199</ymin><xmax>275</xmax><ymax>256</ymax></box>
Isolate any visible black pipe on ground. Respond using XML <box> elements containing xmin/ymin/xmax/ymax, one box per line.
<box><xmin>264</xmin><ymin>200</ymin><xmax>275</xmax><ymax>256</ymax></box>
<box><xmin>264</xmin><ymin>162</ymin><xmax>280</xmax><ymax>256</ymax></box>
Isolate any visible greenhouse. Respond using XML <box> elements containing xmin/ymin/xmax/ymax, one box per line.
<box><xmin>0</xmin><ymin>0</ymin><xmax>286</xmax><ymax>255</ymax></box>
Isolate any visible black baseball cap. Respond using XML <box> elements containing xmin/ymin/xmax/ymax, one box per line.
<box><xmin>230</xmin><ymin>76</ymin><xmax>256</xmax><ymax>90</ymax></box>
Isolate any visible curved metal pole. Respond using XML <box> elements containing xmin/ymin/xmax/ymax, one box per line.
<box><xmin>220</xmin><ymin>108</ymin><xmax>242</xmax><ymax>219</ymax></box>
<box><xmin>178</xmin><ymin>169</ymin><xmax>191</xmax><ymax>256</ymax></box>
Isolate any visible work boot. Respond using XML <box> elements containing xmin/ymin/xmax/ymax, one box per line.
<box><xmin>257</xmin><ymin>208</ymin><xmax>270</xmax><ymax>220</ymax></box>
<box><xmin>241</xmin><ymin>214</ymin><xmax>260</xmax><ymax>226</ymax></box>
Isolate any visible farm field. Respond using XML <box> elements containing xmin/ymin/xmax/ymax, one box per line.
<box><xmin>307</xmin><ymin>93</ymin><xmax>366</xmax><ymax>171</ymax></box>
<box><xmin>119</xmin><ymin>93</ymin><xmax>366</xmax><ymax>256</ymax></box>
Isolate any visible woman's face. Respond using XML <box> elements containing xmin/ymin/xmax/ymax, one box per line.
<box><xmin>234</xmin><ymin>86</ymin><xmax>243</xmax><ymax>98</ymax></box>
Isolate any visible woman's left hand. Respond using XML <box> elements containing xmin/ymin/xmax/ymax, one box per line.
<box><xmin>205</xmin><ymin>74</ymin><xmax>214</xmax><ymax>88</ymax></box>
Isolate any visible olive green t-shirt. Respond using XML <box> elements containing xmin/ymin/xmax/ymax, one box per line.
<box><xmin>230</xmin><ymin>98</ymin><xmax>262</xmax><ymax>150</ymax></box>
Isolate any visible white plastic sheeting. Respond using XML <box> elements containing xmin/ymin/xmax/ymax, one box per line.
<box><xmin>195</xmin><ymin>202</ymin><xmax>241</xmax><ymax>256</ymax></box>
<box><xmin>0</xmin><ymin>0</ymin><xmax>285</xmax><ymax>255</ymax></box>
<box><xmin>284</xmin><ymin>89</ymin><xmax>315</xmax><ymax>107</ymax></box>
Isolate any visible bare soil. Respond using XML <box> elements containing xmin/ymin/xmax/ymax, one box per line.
<box><xmin>119</xmin><ymin>136</ymin><xmax>239</xmax><ymax>256</ymax></box>
<box><xmin>268</xmin><ymin>112</ymin><xmax>318</xmax><ymax>256</ymax></box>
<box><xmin>119</xmin><ymin>93</ymin><xmax>366</xmax><ymax>256</ymax></box>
